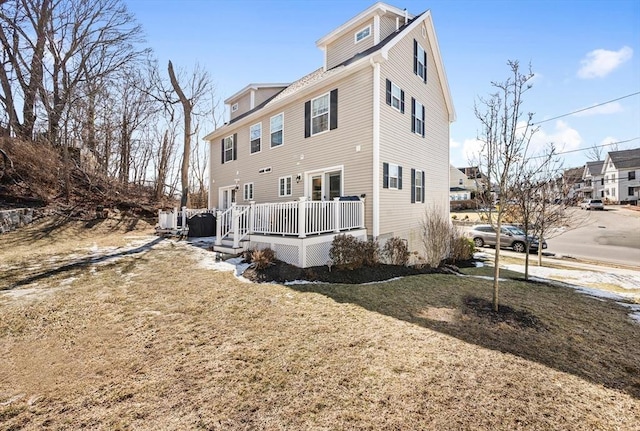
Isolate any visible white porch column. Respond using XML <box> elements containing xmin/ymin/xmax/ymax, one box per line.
<box><xmin>360</xmin><ymin>198</ymin><xmax>365</xmax><ymax>228</ymax></box>
<box><xmin>333</xmin><ymin>197</ymin><xmax>341</xmax><ymax>233</ymax></box>
<box><xmin>215</xmin><ymin>209</ymin><xmax>222</xmax><ymax>246</ymax></box>
<box><xmin>232</xmin><ymin>204</ymin><xmax>240</xmax><ymax>248</ymax></box>
<box><xmin>298</xmin><ymin>197</ymin><xmax>307</xmax><ymax>239</ymax></box>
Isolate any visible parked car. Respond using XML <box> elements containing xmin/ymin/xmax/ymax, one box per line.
<box><xmin>580</xmin><ymin>199</ymin><xmax>604</xmax><ymax>210</ymax></box>
<box><xmin>468</xmin><ymin>224</ymin><xmax>548</xmax><ymax>253</ymax></box>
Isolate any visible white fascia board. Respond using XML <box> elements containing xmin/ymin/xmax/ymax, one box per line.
<box><xmin>316</xmin><ymin>2</ymin><xmax>412</xmax><ymax>48</ymax></box>
<box><xmin>223</xmin><ymin>83</ymin><xmax>291</xmax><ymax>104</ymax></box>
<box><xmin>381</xmin><ymin>10</ymin><xmax>456</xmax><ymax>123</ymax></box>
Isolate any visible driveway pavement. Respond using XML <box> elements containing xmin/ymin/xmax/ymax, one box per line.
<box><xmin>548</xmin><ymin>205</ymin><xmax>640</xmax><ymax>268</ymax></box>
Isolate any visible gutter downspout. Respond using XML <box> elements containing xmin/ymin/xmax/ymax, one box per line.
<box><xmin>371</xmin><ymin>57</ymin><xmax>381</xmax><ymax>239</ymax></box>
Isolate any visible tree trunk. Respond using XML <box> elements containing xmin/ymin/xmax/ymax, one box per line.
<box><xmin>167</xmin><ymin>60</ymin><xmax>192</xmax><ymax>209</ymax></box>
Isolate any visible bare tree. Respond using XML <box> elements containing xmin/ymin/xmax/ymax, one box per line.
<box><xmin>0</xmin><ymin>0</ymin><xmax>147</xmax><ymax>143</ymax></box>
<box><xmin>474</xmin><ymin>60</ymin><xmax>536</xmax><ymax>312</ymax></box>
<box><xmin>167</xmin><ymin>60</ymin><xmax>211</xmax><ymax>208</ymax></box>
<box><xmin>586</xmin><ymin>143</ymin><xmax>603</xmax><ymax>161</ymax></box>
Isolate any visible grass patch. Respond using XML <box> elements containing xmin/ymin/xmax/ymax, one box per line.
<box><xmin>0</xmin><ymin>216</ymin><xmax>639</xmax><ymax>429</ymax></box>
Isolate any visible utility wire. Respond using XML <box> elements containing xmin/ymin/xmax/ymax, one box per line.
<box><xmin>531</xmin><ymin>91</ymin><xmax>640</xmax><ymax>126</ymax></box>
<box><xmin>528</xmin><ymin>137</ymin><xmax>640</xmax><ymax>159</ymax></box>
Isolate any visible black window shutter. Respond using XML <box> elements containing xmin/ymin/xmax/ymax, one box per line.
<box><xmin>383</xmin><ymin>162</ymin><xmax>389</xmax><ymax>189</ymax></box>
<box><xmin>411</xmin><ymin>98</ymin><xmax>415</xmax><ymax>133</ymax></box>
<box><xmin>400</xmin><ymin>90</ymin><xmax>405</xmax><ymax>113</ymax></box>
<box><xmin>421</xmin><ymin>105</ymin><xmax>426</xmax><ymax>137</ymax></box>
<box><xmin>423</xmin><ymin>49</ymin><xmax>428</xmax><ymax>83</ymax></box>
<box><xmin>398</xmin><ymin>166</ymin><xmax>403</xmax><ymax>190</ymax></box>
<box><xmin>385</xmin><ymin>79</ymin><xmax>391</xmax><ymax>106</ymax></box>
<box><xmin>421</xmin><ymin>171</ymin><xmax>426</xmax><ymax>203</ymax></box>
<box><xmin>233</xmin><ymin>133</ymin><xmax>237</xmax><ymax>160</ymax></box>
<box><xmin>304</xmin><ymin>100</ymin><xmax>311</xmax><ymax>138</ymax></box>
<box><xmin>413</xmin><ymin>39</ymin><xmax>418</xmax><ymax>75</ymax></box>
<box><xmin>411</xmin><ymin>169</ymin><xmax>416</xmax><ymax>203</ymax></box>
<box><xmin>330</xmin><ymin>89</ymin><xmax>338</xmax><ymax>130</ymax></box>
<box><xmin>221</xmin><ymin>138</ymin><xmax>224</xmax><ymax>163</ymax></box>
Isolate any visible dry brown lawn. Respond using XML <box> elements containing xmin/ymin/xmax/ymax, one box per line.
<box><xmin>1</xmin><ymin>216</ymin><xmax>639</xmax><ymax>430</ymax></box>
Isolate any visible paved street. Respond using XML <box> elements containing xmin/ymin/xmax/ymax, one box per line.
<box><xmin>546</xmin><ymin>206</ymin><xmax>640</xmax><ymax>268</ymax></box>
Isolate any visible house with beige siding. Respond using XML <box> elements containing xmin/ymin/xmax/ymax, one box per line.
<box><xmin>203</xmin><ymin>2</ymin><xmax>455</xmax><ymax>267</ymax></box>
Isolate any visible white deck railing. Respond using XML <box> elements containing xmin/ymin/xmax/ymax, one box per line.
<box><xmin>157</xmin><ymin>207</ymin><xmax>216</xmax><ymax>231</ymax></box>
<box><xmin>214</xmin><ymin>197</ymin><xmax>365</xmax><ymax>246</ymax></box>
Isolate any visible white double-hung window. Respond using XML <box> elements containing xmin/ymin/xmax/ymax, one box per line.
<box><xmin>270</xmin><ymin>113</ymin><xmax>283</xmax><ymax>148</ymax></box>
<box><xmin>311</xmin><ymin>93</ymin><xmax>329</xmax><ymax>135</ymax></box>
<box><xmin>250</xmin><ymin>123</ymin><xmax>261</xmax><ymax>154</ymax></box>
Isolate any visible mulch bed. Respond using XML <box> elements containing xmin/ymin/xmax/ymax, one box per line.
<box><xmin>242</xmin><ymin>259</ymin><xmax>473</xmax><ymax>284</ymax></box>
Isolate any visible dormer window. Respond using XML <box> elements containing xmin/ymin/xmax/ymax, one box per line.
<box><xmin>355</xmin><ymin>25</ymin><xmax>371</xmax><ymax>43</ymax></box>
<box><xmin>231</xmin><ymin>103</ymin><xmax>238</xmax><ymax>112</ymax></box>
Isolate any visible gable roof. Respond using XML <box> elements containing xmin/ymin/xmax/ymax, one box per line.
<box><xmin>315</xmin><ymin>2</ymin><xmax>412</xmax><ymax>48</ymax></box>
<box><xmin>204</xmin><ymin>6</ymin><xmax>455</xmax><ymax>141</ymax></box>
<box><xmin>605</xmin><ymin>148</ymin><xmax>640</xmax><ymax>170</ymax></box>
<box><xmin>584</xmin><ymin>160</ymin><xmax>604</xmax><ymax>177</ymax></box>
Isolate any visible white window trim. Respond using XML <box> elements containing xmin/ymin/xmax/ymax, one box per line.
<box><xmin>270</xmin><ymin>112</ymin><xmax>284</xmax><ymax>149</ymax></box>
<box><xmin>223</xmin><ymin>135</ymin><xmax>234</xmax><ymax>164</ymax></box>
<box><xmin>389</xmin><ymin>163</ymin><xmax>400</xmax><ymax>190</ymax></box>
<box><xmin>279</xmin><ymin>176</ymin><xmax>292</xmax><ymax>197</ymax></box>
<box><xmin>231</xmin><ymin>103</ymin><xmax>238</xmax><ymax>112</ymax></box>
<box><xmin>243</xmin><ymin>182</ymin><xmax>254</xmax><ymax>201</ymax></box>
<box><xmin>414</xmin><ymin>100</ymin><xmax>424</xmax><ymax>136</ymax></box>
<box><xmin>415</xmin><ymin>169</ymin><xmax>423</xmax><ymax>202</ymax></box>
<box><xmin>311</xmin><ymin>92</ymin><xmax>330</xmax><ymax>136</ymax></box>
<box><xmin>355</xmin><ymin>24</ymin><xmax>371</xmax><ymax>43</ymax></box>
<box><xmin>391</xmin><ymin>82</ymin><xmax>401</xmax><ymax>112</ymax></box>
<box><xmin>250</xmin><ymin>122</ymin><xmax>262</xmax><ymax>155</ymax></box>
<box><xmin>417</xmin><ymin>42</ymin><xmax>426</xmax><ymax>80</ymax></box>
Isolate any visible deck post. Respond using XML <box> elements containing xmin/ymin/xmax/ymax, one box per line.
<box><xmin>232</xmin><ymin>204</ymin><xmax>240</xmax><ymax>248</ymax></box>
<box><xmin>360</xmin><ymin>197</ymin><xmax>365</xmax><ymax>228</ymax></box>
<box><xmin>173</xmin><ymin>207</ymin><xmax>178</xmax><ymax>230</ymax></box>
<box><xmin>181</xmin><ymin>206</ymin><xmax>187</xmax><ymax>233</ymax></box>
<box><xmin>215</xmin><ymin>209</ymin><xmax>222</xmax><ymax>246</ymax></box>
<box><xmin>249</xmin><ymin>201</ymin><xmax>255</xmax><ymax>234</ymax></box>
<box><xmin>298</xmin><ymin>197</ymin><xmax>307</xmax><ymax>238</ymax></box>
<box><xmin>333</xmin><ymin>197</ymin><xmax>341</xmax><ymax>233</ymax></box>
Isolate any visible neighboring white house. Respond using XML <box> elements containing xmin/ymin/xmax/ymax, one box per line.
<box><xmin>601</xmin><ymin>148</ymin><xmax>640</xmax><ymax>204</ymax></box>
<box><xmin>580</xmin><ymin>160</ymin><xmax>605</xmax><ymax>200</ymax></box>
<box><xmin>449</xmin><ymin>166</ymin><xmax>482</xmax><ymax>201</ymax></box>
<box><xmin>203</xmin><ymin>2</ymin><xmax>455</xmax><ymax>266</ymax></box>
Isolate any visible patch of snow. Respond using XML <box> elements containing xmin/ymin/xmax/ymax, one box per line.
<box><xmin>362</xmin><ymin>277</ymin><xmax>404</xmax><ymax>285</ymax></box>
<box><xmin>60</xmin><ymin>277</ymin><xmax>77</xmax><ymax>286</ymax></box>
<box><xmin>474</xmin><ymin>261</ymin><xmax>485</xmax><ymax>268</ymax></box>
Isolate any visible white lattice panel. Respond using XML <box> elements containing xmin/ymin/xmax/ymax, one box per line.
<box><xmin>305</xmin><ymin>242</ymin><xmax>332</xmax><ymax>267</ymax></box>
<box><xmin>275</xmin><ymin>244</ymin><xmax>300</xmax><ymax>266</ymax></box>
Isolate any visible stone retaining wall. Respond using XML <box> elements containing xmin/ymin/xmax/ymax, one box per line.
<box><xmin>0</xmin><ymin>208</ymin><xmax>34</xmax><ymax>233</ymax></box>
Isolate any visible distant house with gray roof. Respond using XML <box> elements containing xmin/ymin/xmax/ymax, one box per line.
<box><xmin>601</xmin><ymin>148</ymin><xmax>640</xmax><ymax>204</ymax></box>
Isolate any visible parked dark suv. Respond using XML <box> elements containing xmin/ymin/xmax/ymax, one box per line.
<box><xmin>468</xmin><ymin>224</ymin><xmax>547</xmax><ymax>253</ymax></box>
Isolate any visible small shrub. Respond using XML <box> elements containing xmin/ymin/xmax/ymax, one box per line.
<box><xmin>451</xmin><ymin>214</ymin><xmax>458</xmax><ymax>220</ymax></box>
<box><xmin>359</xmin><ymin>239</ymin><xmax>380</xmax><ymax>267</ymax></box>
<box><xmin>449</xmin><ymin>236</ymin><xmax>475</xmax><ymax>262</ymax></box>
<box><xmin>329</xmin><ymin>234</ymin><xmax>363</xmax><ymax>270</ymax></box>
<box><xmin>251</xmin><ymin>248</ymin><xmax>276</xmax><ymax>270</ymax></box>
<box><xmin>382</xmin><ymin>237</ymin><xmax>409</xmax><ymax>266</ymax></box>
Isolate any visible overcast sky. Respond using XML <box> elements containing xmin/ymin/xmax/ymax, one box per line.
<box><xmin>126</xmin><ymin>0</ymin><xmax>640</xmax><ymax>169</ymax></box>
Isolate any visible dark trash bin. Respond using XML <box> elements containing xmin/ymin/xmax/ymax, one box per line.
<box><xmin>187</xmin><ymin>213</ymin><xmax>216</xmax><ymax>237</ymax></box>
<box><xmin>338</xmin><ymin>195</ymin><xmax>361</xmax><ymax>201</ymax></box>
